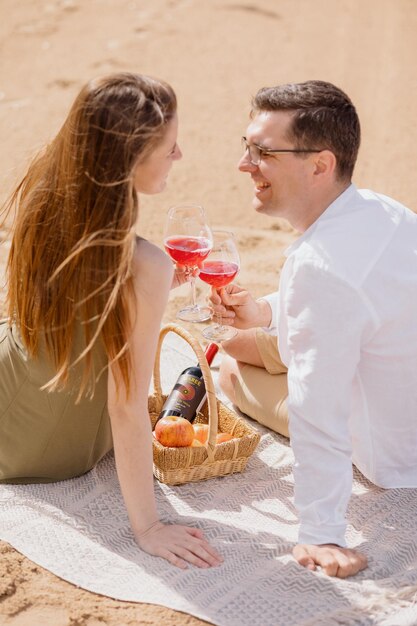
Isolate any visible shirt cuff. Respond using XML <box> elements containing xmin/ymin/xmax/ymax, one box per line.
<box><xmin>298</xmin><ymin>523</ymin><xmax>347</xmax><ymax>548</ymax></box>
<box><xmin>258</xmin><ymin>292</ymin><xmax>278</xmax><ymax>333</ymax></box>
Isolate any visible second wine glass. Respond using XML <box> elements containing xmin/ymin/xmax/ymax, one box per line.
<box><xmin>164</xmin><ymin>204</ymin><xmax>213</xmax><ymax>322</ymax></box>
<box><xmin>199</xmin><ymin>230</ymin><xmax>240</xmax><ymax>341</ymax></box>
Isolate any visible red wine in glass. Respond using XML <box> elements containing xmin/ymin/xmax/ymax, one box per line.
<box><xmin>198</xmin><ymin>260</ymin><xmax>239</xmax><ymax>289</ymax></box>
<box><xmin>165</xmin><ymin>236</ymin><xmax>212</xmax><ymax>267</ymax></box>
<box><xmin>199</xmin><ymin>230</ymin><xmax>240</xmax><ymax>341</ymax></box>
<box><xmin>164</xmin><ymin>205</ymin><xmax>213</xmax><ymax>323</ymax></box>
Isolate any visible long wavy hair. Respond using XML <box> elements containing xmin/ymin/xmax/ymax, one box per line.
<box><xmin>4</xmin><ymin>72</ymin><xmax>177</xmax><ymax>399</ymax></box>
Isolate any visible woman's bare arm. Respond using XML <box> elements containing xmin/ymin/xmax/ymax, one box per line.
<box><xmin>107</xmin><ymin>240</ymin><xmax>223</xmax><ymax>569</ymax></box>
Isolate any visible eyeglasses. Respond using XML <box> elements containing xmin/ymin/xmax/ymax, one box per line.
<box><xmin>241</xmin><ymin>136</ymin><xmax>322</xmax><ymax>166</ymax></box>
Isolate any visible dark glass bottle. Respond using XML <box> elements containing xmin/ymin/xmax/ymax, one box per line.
<box><xmin>157</xmin><ymin>343</ymin><xmax>219</xmax><ymax>423</ymax></box>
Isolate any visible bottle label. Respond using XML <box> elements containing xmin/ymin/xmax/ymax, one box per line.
<box><xmin>160</xmin><ymin>373</ymin><xmax>206</xmax><ymax>422</ymax></box>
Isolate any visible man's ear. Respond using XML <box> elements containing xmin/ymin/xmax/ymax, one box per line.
<box><xmin>312</xmin><ymin>150</ymin><xmax>337</xmax><ymax>179</ymax></box>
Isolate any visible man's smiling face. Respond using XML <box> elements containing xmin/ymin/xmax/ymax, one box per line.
<box><xmin>238</xmin><ymin>110</ymin><xmax>317</xmax><ymax>226</ymax></box>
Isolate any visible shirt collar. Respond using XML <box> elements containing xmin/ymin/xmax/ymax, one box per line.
<box><xmin>284</xmin><ymin>183</ymin><xmax>357</xmax><ymax>257</ymax></box>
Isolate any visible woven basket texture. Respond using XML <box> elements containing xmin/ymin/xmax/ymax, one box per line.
<box><xmin>150</xmin><ymin>324</ymin><xmax>260</xmax><ymax>485</ymax></box>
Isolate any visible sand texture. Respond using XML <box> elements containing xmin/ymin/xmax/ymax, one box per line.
<box><xmin>0</xmin><ymin>0</ymin><xmax>416</xmax><ymax>624</ymax></box>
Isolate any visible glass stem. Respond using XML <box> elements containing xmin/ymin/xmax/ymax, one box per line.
<box><xmin>189</xmin><ymin>274</ymin><xmax>197</xmax><ymax>309</ymax></box>
<box><xmin>215</xmin><ymin>312</ymin><xmax>223</xmax><ymax>328</ymax></box>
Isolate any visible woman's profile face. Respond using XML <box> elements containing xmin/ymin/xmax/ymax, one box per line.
<box><xmin>133</xmin><ymin>113</ymin><xmax>182</xmax><ymax>194</ymax></box>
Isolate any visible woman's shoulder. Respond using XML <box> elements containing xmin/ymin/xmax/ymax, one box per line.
<box><xmin>134</xmin><ymin>236</ymin><xmax>172</xmax><ymax>269</ymax></box>
<box><xmin>133</xmin><ymin>237</ymin><xmax>173</xmax><ymax>289</ymax></box>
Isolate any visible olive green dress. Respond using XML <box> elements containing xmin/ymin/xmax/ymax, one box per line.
<box><xmin>0</xmin><ymin>320</ymin><xmax>113</xmax><ymax>483</ymax></box>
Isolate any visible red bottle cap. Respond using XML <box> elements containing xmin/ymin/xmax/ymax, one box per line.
<box><xmin>204</xmin><ymin>342</ymin><xmax>219</xmax><ymax>366</ymax></box>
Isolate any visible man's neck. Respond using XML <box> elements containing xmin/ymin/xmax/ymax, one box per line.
<box><xmin>296</xmin><ymin>181</ymin><xmax>351</xmax><ymax>233</ymax></box>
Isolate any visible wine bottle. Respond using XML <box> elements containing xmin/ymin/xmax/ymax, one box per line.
<box><xmin>157</xmin><ymin>343</ymin><xmax>219</xmax><ymax>423</ymax></box>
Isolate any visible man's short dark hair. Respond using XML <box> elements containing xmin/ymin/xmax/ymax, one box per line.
<box><xmin>252</xmin><ymin>80</ymin><xmax>361</xmax><ymax>181</ymax></box>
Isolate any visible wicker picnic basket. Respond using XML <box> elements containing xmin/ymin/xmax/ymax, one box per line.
<box><xmin>149</xmin><ymin>323</ymin><xmax>261</xmax><ymax>485</ymax></box>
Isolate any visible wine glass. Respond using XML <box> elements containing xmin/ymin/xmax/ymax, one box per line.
<box><xmin>164</xmin><ymin>204</ymin><xmax>213</xmax><ymax>322</ymax></box>
<box><xmin>199</xmin><ymin>230</ymin><xmax>240</xmax><ymax>341</ymax></box>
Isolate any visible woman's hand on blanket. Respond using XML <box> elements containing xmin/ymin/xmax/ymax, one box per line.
<box><xmin>293</xmin><ymin>543</ymin><xmax>368</xmax><ymax>578</ymax></box>
<box><xmin>208</xmin><ymin>283</ymin><xmax>272</xmax><ymax>329</ymax></box>
<box><xmin>135</xmin><ymin>521</ymin><xmax>224</xmax><ymax>569</ymax></box>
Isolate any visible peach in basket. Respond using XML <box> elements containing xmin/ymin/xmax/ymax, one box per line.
<box><xmin>154</xmin><ymin>416</ymin><xmax>194</xmax><ymax>448</ymax></box>
<box><xmin>193</xmin><ymin>423</ymin><xmax>210</xmax><ymax>444</ymax></box>
<box><xmin>216</xmin><ymin>432</ymin><xmax>233</xmax><ymax>444</ymax></box>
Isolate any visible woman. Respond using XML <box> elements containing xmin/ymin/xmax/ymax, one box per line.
<box><xmin>0</xmin><ymin>72</ymin><xmax>222</xmax><ymax>570</ymax></box>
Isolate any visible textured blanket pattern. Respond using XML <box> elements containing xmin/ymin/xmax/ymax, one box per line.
<box><xmin>1</xmin><ymin>335</ymin><xmax>417</xmax><ymax>626</ymax></box>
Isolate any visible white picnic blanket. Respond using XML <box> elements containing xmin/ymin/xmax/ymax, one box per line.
<box><xmin>1</xmin><ymin>332</ymin><xmax>417</xmax><ymax>626</ymax></box>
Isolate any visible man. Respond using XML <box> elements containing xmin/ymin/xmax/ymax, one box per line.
<box><xmin>212</xmin><ymin>80</ymin><xmax>417</xmax><ymax>578</ymax></box>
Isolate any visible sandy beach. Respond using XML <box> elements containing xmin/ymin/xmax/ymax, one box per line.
<box><xmin>0</xmin><ymin>0</ymin><xmax>416</xmax><ymax>623</ymax></box>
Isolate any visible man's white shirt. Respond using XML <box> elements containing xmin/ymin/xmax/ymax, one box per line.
<box><xmin>264</xmin><ymin>184</ymin><xmax>417</xmax><ymax>546</ymax></box>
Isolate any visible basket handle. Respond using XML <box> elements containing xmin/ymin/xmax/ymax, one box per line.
<box><xmin>153</xmin><ymin>323</ymin><xmax>219</xmax><ymax>450</ymax></box>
